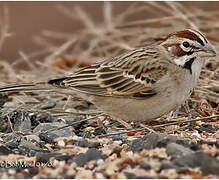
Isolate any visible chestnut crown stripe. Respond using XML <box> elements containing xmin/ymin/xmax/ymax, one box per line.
<box><xmin>175</xmin><ymin>30</ymin><xmax>205</xmax><ymax>46</ymax></box>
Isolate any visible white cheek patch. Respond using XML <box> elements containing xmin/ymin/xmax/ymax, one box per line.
<box><xmin>174</xmin><ymin>56</ymin><xmax>187</xmax><ymax>67</ymax></box>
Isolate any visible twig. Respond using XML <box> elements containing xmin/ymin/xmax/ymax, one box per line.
<box><xmin>6</xmin><ymin>115</ymin><xmax>14</xmax><ymax>132</ymax></box>
<box><xmin>45</xmin><ymin>37</ymin><xmax>77</xmax><ymax>63</ymax></box>
<box><xmin>165</xmin><ymin>2</ymin><xmax>198</xmax><ymax>30</ymax></box>
<box><xmin>0</xmin><ymin>5</ymin><xmax>10</xmax><ymax>52</ymax></box>
<box><xmin>44</xmin><ymin>113</ymin><xmax>105</xmax><ymax>133</ymax></box>
<box><xmin>98</xmin><ymin>114</ymin><xmax>219</xmax><ymax>138</ymax></box>
<box><xmin>19</xmin><ymin>51</ymin><xmax>36</xmax><ymax>70</ymax></box>
<box><xmin>103</xmin><ymin>2</ymin><xmax>113</xmax><ymax>30</ymax></box>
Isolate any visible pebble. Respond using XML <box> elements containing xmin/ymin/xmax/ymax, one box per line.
<box><xmin>0</xmin><ymin>92</ymin><xmax>8</xmax><ymax>107</ymax></box>
<box><xmin>69</xmin><ymin>148</ymin><xmax>102</xmax><ymax>166</ymax></box>
<box><xmin>4</xmin><ymin>110</ymin><xmax>36</xmax><ymax>132</ymax></box>
<box><xmin>40</xmin><ymin>101</ymin><xmax>56</xmax><ymax>110</ymax></box>
<box><xmin>88</xmin><ymin>141</ymin><xmax>100</xmax><ymax>148</ymax></box>
<box><xmin>0</xmin><ymin>145</ymin><xmax>12</xmax><ymax>155</ymax></box>
<box><xmin>18</xmin><ymin>139</ymin><xmax>42</xmax><ymax>152</ymax></box>
<box><xmin>76</xmin><ymin>139</ymin><xmax>89</xmax><ymax>147</ymax></box>
<box><xmin>37</xmin><ymin>113</ymin><xmax>54</xmax><ymax>123</ymax></box>
<box><xmin>139</xmin><ymin>162</ymin><xmax>151</xmax><ymax>170</ymax></box>
<box><xmin>39</xmin><ymin>133</ymin><xmax>54</xmax><ymax>144</ymax></box>
<box><xmin>33</xmin><ymin>122</ymin><xmax>75</xmax><ymax>141</ymax></box>
<box><xmin>28</xmin><ymin>167</ymin><xmax>39</xmax><ymax>175</ymax></box>
<box><xmin>25</xmin><ymin>135</ymin><xmax>40</xmax><ymax>143</ymax></box>
<box><xmin>55</xmin><ymin>155</ymin><xmax>73</xmax><ymax>161</ymax></box>
<box><xmin>166</xmin><ymin>143</ymin><xmax>192</xmax><ymax>158</ymax></box>
<box><xmin>173</xmin><ymin>151</ymin><xmax>219</xmax><ymax>175</ymax></box>
<box><xmin>129</xmin><ymin>133</ymin><xmax>191</xmax><ymax>152</ymax></box>
<box><xmin>159</xmin><ymin>161</ymin><xmax>188</xmax><ymax>173</ymax></box>
<box><xmin>197</xmin><ymin>124</ymin><xmax>218</xmax><ymax>133</ymax></box>
<box><xmin>36</xmin><ymin>152</ymin><xmax>60</xmax><ymax>163</ymax></box>
<box><xmin>94</xmin><ymin>127</ymin><xmax>106</xmax><ymax>135</ymax></box>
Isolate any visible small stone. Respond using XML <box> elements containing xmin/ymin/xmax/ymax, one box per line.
<box><xmin>76</xmin><ymin>139</ymin><xmax>89</xmax><ymax>147</ymax></box>
<box><xmin>37</xmin><ymin>113</ymin><xmax>54</xmax><ymax>123</ymax></box>
<box><xmin>55</xmin><ymin>155</ymin><xmax>73</xmax><ymax>161</ymax></box>
<box><xmin>173</xmin><ymin>151</ymin><xmax>219</xmax><ymax>175</ymax></box>
<box><xmin>69</xmin><ymin>148</ymin><xmax>102</xmax><ymax>166</ymax></box>
<box><xmin>3</xmin><ymin>110</ymin><xmax>37</xmax><ymax>132</ymax></box>
<box><xmin>88</xmin><ymin>141</ymin><xmax>100</xmax><ymax>148</ymax></box>
<box><xmin>110</xmin><ymin>146</ymin><xmax>122</xmax><ymax>157</ymax></box>
<box><xmin>124</xmin><ymin>172</ymin><xmax>136</xmax><ymax>179</ymax></box>
<box><xmin>69</xmin><ymin>153</ymin><xmax>87</xmax><ymax>166</ymax></box>
<box><xmin>40</xmin><ymin>101</ymin><xmax>56</xmax><ymax>110</ymax></box>
<box><xmin>135</xmin><ymin>175</ymin><xmax>153</xmax><ymax>179</ymax></box>
<box><xmin>28</xmin><ymin>167</ymin><xmax>39</xmax><ymax>175</ymax></box>
<box><xmin>33</xmin><ymin>122</ymin><xmax>74</xmax><ymax>141</ymax></box>
<box><xmin>36</xmin><ymin>152</ymin><xmax>60</xmax><ymax>163</ymax></box>
<box><xmin>5</xmin><ymin>141</ymin><xmax>19</xmax><ymax>149</ymax></box>
<box><xmin>39</xmin><ymin>133</ymin><xmax>54</xmax><ymax>144</ymax></box>
<box><xmin>94</xmin><ymin>127</ymin><xmax>106</xmax><ymax>135</ymax></box>
<box><xmin>23</xmin><ymin>172</ymin><xmax>33</xmax><ymax>179</ymax></box>
<box><xmin>160</xmin><ymin>161</ymin><xmax>179</xmax><ymax>170</ymax></box>
<box><xmin>0</xmin><ymin>93</ymin><xmax>8</xmax><ymax>107</ymax></box>
<box><xmin>85</xmin><ymin>148</ymin><xmax>102</xmax><ymax>162</ymax></box>
<box><xmin>4</xmin><ymin>133</ymin><xmax>22</xmax><ymax>149</ymax></box>
<box><xmin>140</xmin><ymin>162</ymin><xmax>151</xmax><ymax>170</ymax></box>
<box><xmin>166</xmin><ymin>143</ymin><xmax>192</xmax><ymax>158</ymax></box>
<box><xmin>25</xmin><ymin>135</ymin><xmax>40</xmax><ymax>143</ymax></box>
<box><xmin>0</xmin><ymin>145</ymin><xmax>12</xmax><ymax>155</ymax></box>
<box><xmin>18</xmin><ymin>139</ymin><xmax>42</xmax><ymax>152</ymax></box>
<box><xmin>129</xmin><ymin>133</ymin><xmax>191</xmax><ymax>152</ymax></box>
<box><xmin>197</xmin><ymin>124</ymin><xmax>218</xmax><ymax>133</ymax></box>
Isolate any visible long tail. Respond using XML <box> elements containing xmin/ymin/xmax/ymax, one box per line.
<box><xmin>0</xmin><ymin>77</ymin><xmax>78</xmax><ymax>96</ymax></box>
<box><xmin>0</xmin><ymin>82</ymin><xmax>53</xmax><ymax>93</ymax></box>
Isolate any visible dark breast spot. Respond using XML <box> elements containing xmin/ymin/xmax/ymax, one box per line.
<box><xmin>183</xmin><ymin>57</ymin><xmax>196</xmax><ymax>74</ymax></box>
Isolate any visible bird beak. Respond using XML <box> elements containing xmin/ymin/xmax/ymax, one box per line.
<box><xmin>202</xmin><ymin>44</ymin><xmax>216</xmax><ymax>57</ymax></box>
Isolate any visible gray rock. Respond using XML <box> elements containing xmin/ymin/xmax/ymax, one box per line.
<box><xmin>25</xmin><ymin>134</ymin><xmax>40</xmax><ymax>143</ymax></box>
<box><xmin>4</xmin><ymin>110</ymin><xmax>36</xmax><ymax>132</ymax></box>
<box><xmin>139</xmin><ymin>162</ymin><xmax>151</xmax><ymax>170</ymax></box>
<box><xmin>4</xmin><ymin>133</ymin><xmax>22</xmax><ymax>149</ymax></box>
<box><xmin>88</xmin><ymin>141</ymin><xmax>100</xmax><ymax>148</ymax></box>
<box><xmin>68</xmin><ymin>148</ymin><xmax>102</xmax><ymax>166</ymax></box>
<box><xmin>33</xmin><ymin>122</ymin><xmax>75</xmax><ymax>140</ymax></box>
<box><xmin>159</xmin><ymin>161</ymin><xmax>189</xmax><ymax>173</ymax></box>
<box><xmin>37</xmin><ymin>113</ymin><xmax>54</xmax><ymax>123</ymax></box>
<box><xmin>0</xmin><ymin>92</ymin><xmax>8</xmax><ymax>107</ymax></box>
<box><xmin>40</xmin><ymin>101</ymin><xmax>56</xmax><ymax>110</ymax></box>
<box><xmin>173</xmin><ymin>151</ymin><xmax>219</xmax><ymax>175</ymax></box>
<box><xmin>18</xmin><ymin>139</ymin><xmax>42</xmax><ymax>152</ymax></box>
<box><xmin>129</xmin><ymin>133</ymin><xmax>191</xmax><ymax>152</ymax></box>
<box><xmin>76</xmin><ymin>139</ymin><xmax>89</xmax><ymax>147</ymax></box>
<box><xmin>0</xmin><ymin>145</ymin><xmax>12</xmax><ymax>155</ymax></box>
<box><xmin>197</xmin><ymin>124</ymin><xmax>218</xmax><ymax>133</ymax></box>
<box><xmin>166</xmin><ymin>143</ymin><xmax>192</xmax><ymax>158</ymax></box>
<box><xmin>36</xmin><ymin>152</ymin><xmax>60</xmax><ymax>163</ymax></box>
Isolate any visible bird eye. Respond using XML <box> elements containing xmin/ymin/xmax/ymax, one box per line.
<box><xmin>182</xmin><ymin>41</ymin><xmax>190</xmax><ymax>48</ymax></box>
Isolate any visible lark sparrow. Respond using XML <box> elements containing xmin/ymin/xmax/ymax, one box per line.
<box><xmin>0</xmin><ymin>29</ymin><xmax>216</xmax><ymax>123</ymax></box>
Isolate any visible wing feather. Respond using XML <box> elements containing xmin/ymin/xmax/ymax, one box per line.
<box><xmin>51</xmin><ymin>46</ymin><xmax>169</xmax><ymax>98</ymax></box>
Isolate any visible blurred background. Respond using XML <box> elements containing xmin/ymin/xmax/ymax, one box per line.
<box><xmin>0</xmin><ymin>2</ymin><xmax>219</xmax><ymax>61</ymax></box>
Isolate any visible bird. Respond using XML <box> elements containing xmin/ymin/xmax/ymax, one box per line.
<box><xmin>0</xmin><ymin>29</ymin><xmax>216</xmax><ymax>123</ymax></box>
